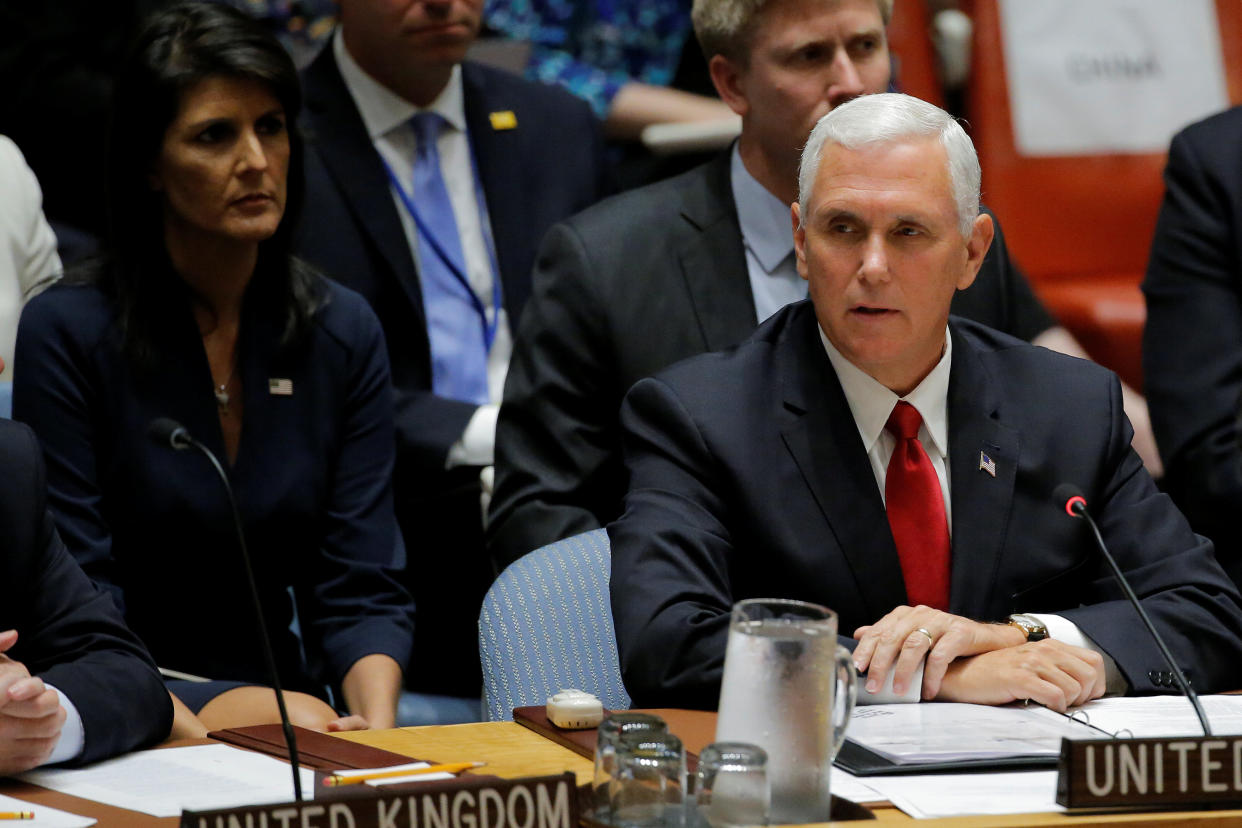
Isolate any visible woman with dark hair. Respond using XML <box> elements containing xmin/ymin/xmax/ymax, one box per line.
<box><xmin>13</xmin><ymin>1</ymin><xmax>413</xmax><ymax>735</ymax></box>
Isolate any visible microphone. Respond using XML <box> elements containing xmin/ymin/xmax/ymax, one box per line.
<box><xmin>1053</xmin><ymin>483</ymin><xmax>1211</xmax><ymax>737</ymax></box>
<box><xmin>147</xmin><ymin>418</ymin><xmax>304</xmax><ymax>801</ymax></box>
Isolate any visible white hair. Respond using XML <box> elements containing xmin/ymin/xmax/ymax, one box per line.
<box><xmin>798</xmin><ymin>93</ymin><xmax>980</xmax><ymax>237</ymax></box>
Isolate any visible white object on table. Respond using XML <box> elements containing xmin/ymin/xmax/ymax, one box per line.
<box><xmin>0</xmin><ymin>793</ymin><xmax>94</xmax><ymax>827</ymax></box>
<box><xmin>20</xmin><ymin>744</ymin><xmax>314</xmax><ymax>817</ymax></box>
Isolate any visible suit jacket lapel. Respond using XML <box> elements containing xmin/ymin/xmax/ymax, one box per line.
<box><xmin>676</xmin><ymin>152</ymin><xmax>759</xmax><ymax>351</ymax></box>
<box><xmin>945</xmin><ymin>322</ymin><xmax>1019</xmax><ymax>619</ymax></box>
<box><xmin>777</xmin><ymin>306</ymin><xmax>908</xmax><ymax>620</ymax></box>
<box><xmin>461</xmin><ymin>63</ymin><xmax>530</xmax><ymax>320</ymax></box>
<box><xmin>301</xmin><ymin>48</ymin><xmax>425</xmax><ymax>318</ymax></box>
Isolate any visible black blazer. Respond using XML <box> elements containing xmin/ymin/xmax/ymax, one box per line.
<box><xmin>296</xmin><ymin>46</ymin><xmax>607</xmax><ymax>478</ymax></box>
<box><xmin>488</xmin><ymin>152</ymin><xmax>1055</xmax><ymax>564</ymax></box>
<box><xmin>0</xmin><ymin>419</ymin><xmax>170</xmax><ymax>764</ymax></box>
<box><xmin>1143</xmin><ymin>104</ymin><xmax>1242</xmax><ymax>588</ymax></box>
<box><xmin>610</xmin><ymin>302</ymin><xmax>1242</xmax><ymax>709</ymax></box>
<box><xmin>14</xmin><ymin>281</ymin><xmax>413</xmax><ymax>694</ymax></box>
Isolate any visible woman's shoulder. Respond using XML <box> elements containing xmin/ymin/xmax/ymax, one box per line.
<box><xmin>22</xmin><ymin>279</ymin><xmax>114</xmax><ymax>338</ymax></box>
<box><xmin>312</xmin><ymin>276</ymin><xmax>384</xmax><ymax>349</ymax></box>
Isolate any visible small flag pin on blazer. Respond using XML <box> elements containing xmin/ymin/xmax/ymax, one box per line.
<box><xmin>489</xmin><ymin>110</ymin><xmax>517</xmax><ymax>130</ymax></box>
<box><xmin>979</xmin><ymin>450</ymin><xmax>996</xmax><ymax>477</ymax></box>
<box><xmin>269</xmin><ymin>378</ymin><xmax>293</xmax><ymax>396</ymax></box>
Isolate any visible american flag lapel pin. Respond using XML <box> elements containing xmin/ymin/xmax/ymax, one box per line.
<box><xmin>978</xmin><ymin>450</ymin><xmax>997</xmax><ymax>478</ymax></box>
<box><xmin>269</xmin><ymin>378</ymin><xmax>293</xmax><ymax>396</ymax></box>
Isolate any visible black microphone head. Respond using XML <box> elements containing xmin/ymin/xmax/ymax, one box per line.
<box><xmin>1053</xmin><ymin>483</ymin><xmax>1088</xmax><ymax>517</ymax></box>
<box><xmin>148</xmin><ymin>417</ymin><xmax>191</xmax><ymax>450</ymax></box>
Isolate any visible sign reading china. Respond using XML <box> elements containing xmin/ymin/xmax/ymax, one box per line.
<box><xmin>999</xmin><ymin>0</ymin><xmax>1228</xmax><ymax>156</ymax></box>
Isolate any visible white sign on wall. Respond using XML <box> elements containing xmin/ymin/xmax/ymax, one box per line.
<box><xmin>999</xmin><ymin>0</ymin><xmax>1228</xmax><ymax>156</ymax></box>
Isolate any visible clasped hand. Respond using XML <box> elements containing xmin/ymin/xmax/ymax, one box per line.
<box><xmin>853</xmin><ymin>606</ymin><xmax>1106</xmax><ymax>711</ymax></box>
<box><xmin>0</xmin><ymin>630</ymin><xmax>66</xmax><ymax>774</ymax></box>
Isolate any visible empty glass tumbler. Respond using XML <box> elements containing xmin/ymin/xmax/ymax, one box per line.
<box><xmin>694</xmin><ymin>742</ymin><xmax>769</xmax><ymax>828</ymax></box>
<box><xmin>595</xmin><ymin>713</ymin><xmax>669</xmax><ymax>819</ymax></box>
<box><xmin>612</xmin><ymin>731</ymin><xmax>687</xmax><ymax>828</ymax></box>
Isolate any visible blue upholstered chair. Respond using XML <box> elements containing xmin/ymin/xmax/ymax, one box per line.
<box><xmin>0</xmin><ymin>383</ymin><xmax>11</xmax><ymax>419</ymax></box>
<box><xmin>478</xmin><ymin>529</ymin><xmax>631</xmax><ymax>721</ymax></box>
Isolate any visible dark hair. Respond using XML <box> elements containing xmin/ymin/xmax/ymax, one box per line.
<box><xmin>98</xmin><ymin>0</ymin><xmax>322</xmax><ymax>366</ymax></box>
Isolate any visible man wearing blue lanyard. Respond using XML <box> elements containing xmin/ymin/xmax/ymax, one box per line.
<box><xmin>295</xmin><ymin>0</ymin><xmax>607</xmax><ymax>709</ymax></box>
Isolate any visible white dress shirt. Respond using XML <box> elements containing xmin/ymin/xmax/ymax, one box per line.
<box><xmin>729</xmin><ymin>144</ymin><xmax>807</xmax><ymax>324</ymax></box>
<box><xmin>44</xmin><ymin>686</ymin><xmax>84</xmax><ymax>765</ymax></box>
<box><xmin>817</xmin><ymin>325</ymin><xmax>1123</xmax><ymax>699</ymax></box>
<box><xmin>335</xmin><ymin>32</ymin><xmax>509</xmax><ymax>467</ymax></box>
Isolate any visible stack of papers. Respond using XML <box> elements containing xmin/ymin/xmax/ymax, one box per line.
<box><xmin>0</xmin><ymin>793</ymin><xmax>94</xmax><ymax>827</ymax></box>
<box><xmin>21</xmin><ymin>744</ymin><xmax>314</xmax><ymax>817</ymax></box>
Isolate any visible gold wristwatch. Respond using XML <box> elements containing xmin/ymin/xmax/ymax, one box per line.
<box><xmin>1007</xmin><ymin>613</ymin><xmax>1049</xmax><ymax>642</ymax></box>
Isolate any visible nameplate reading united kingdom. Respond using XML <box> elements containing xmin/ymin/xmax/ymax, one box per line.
<box><xmin>180</xmin><ymin>771</ymin><xmax>578</xmax><ymax>828</ymax></box>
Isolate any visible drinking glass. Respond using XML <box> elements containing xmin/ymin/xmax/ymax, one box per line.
<box><xmin>715</xmin><ymin>598</ymin><xmax>857</xmax><ymax>824</ymax></box>
<box><xmin>595</xmin><ymin>713</ymin><xmax>668</xmax><ymax>819</ymax></box>
<box><xmin>694</xmin><ymin>742</ymin><xmax>769</xmax><ymax>828</ymax></box>
<box><xmin>612</xmin><ymin>731</ymin><xmax>686</xmax><ymax>828</ymax></box>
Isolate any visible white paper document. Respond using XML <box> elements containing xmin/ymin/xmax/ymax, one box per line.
<box><xmin>21</xmin><ymin>744</ymin><xmax>315</xmax><ymax>817</ymax></box>
<box><xmin>846</xmin><ymin>702</ymin><xmax>1090</xmax><ymax>764</ymax></box>
<box><xmin>1048</xmin><ymin>695</ymin><xmax>1242</xmax><ymax>739</ymax></box>
<box><xmin>864</xmin><ymin>771</ymin><xmax>1063</xmax><ymax>819</ymax></box>
<box><xmin>330</xmin><ymin>761</ymin><xmax>455</xmax><ymax>787</ymax></box>
<box><xmin>828</xmin><ymin>768</ymin><xmax>883</xmax><ymax>804</ymax></box>
<box><xmin>999</xmin><ymin>0</ymin><xmax>1227</xmax><ymax>155</ymax></box>
<box><xmin>0</xmin><ymin>793</ymin><xmax>94</xmax><ymax>827</ymax></box>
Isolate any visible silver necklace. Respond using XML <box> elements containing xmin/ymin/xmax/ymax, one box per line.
<box><xmin>214</xmin><ymin>366</ymin><xmax>236</xmax><ymax>409</ymax></box>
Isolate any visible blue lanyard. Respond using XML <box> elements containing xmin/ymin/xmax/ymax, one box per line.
<box><xmin>382</xmin><ymin>159</ymin><xmax>502</xmax><ymax>353</ymax></box>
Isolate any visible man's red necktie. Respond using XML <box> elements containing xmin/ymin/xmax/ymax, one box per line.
<box><xmin>884</xmin><ymin>401</ymin><xmax>951</xmax><ymax>610</ymax></box>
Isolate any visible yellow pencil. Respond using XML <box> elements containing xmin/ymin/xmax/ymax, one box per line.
<box><xmin>0</xmin><ymin>813</ymin><xmax>34</xmax><ymax>820</ymax></box>
<box><xmin>323</xmin><ymin>761</ymin><xmax>485</xmax><ymax>787</ymax></box>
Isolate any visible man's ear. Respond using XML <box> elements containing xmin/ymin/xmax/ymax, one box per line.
<box><xmin>708</xmin><ymin>54</ymin><xmax>750</xmax><ymax>117</ymax></box>
<box><xmin>957</xmin><ymin>211</ymin><xmax>994</xmax><ymax>291</ymax></box>
<box><xmin>792</xmin><ymin>202</ymin><xmax>809</xmax><ymax>282</ymax></box>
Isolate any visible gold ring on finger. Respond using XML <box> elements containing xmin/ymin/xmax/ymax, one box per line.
<box><xmin>916</xmin><ymin>627</ymin><xmax>934</xmax><ymax>645</ymax></box>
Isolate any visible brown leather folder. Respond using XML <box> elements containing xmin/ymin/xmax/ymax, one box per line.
<box><xmin>209</xmin><ymin>724</ymin><xmax>421</xmax><ymax>770</ymax></box>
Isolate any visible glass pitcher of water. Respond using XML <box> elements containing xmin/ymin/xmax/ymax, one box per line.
<box><xmin>715</xmin><ymin>598</ymin><xmax>857</xmax><ymax>824</ymax></box>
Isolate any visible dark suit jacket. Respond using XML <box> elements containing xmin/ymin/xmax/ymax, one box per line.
<box><xmin>295</xmin><ymin>45</ymin><xmax>605</xmax><ymax>694</ymax></box>
<box><xmin>0</xmin><ymin>419</ymin><xmax>170</xmax><ymax>764</ymax></box>
<box><xmin>1143</xmin><ymin>105</ymin><xmax>1242</xmax><ymax>588</ymax></box>
<box><xmin>14</xmin><ymin>281</ymin><xmax>413</xmax><ymax>695</ymax></box>
<box><xmin>488</xmin><ymin>151</ymin><xmax>1055</xmax><ymax>565</ymax></box>
<box><xmin>610</xmin><ymin>302</ymin><xmax>1242</xmax><ymax>709</ymax></box>
<box><xmin>296</xmin><ymin>46</ymin><xmax>606</xmax><ymax>477</ymax></box>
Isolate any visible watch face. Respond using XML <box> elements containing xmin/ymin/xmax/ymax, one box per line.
<box><xmin>1010</xmin><ymin>614</ymin><xmax>1048</xmax><ymax>641</ymax></box>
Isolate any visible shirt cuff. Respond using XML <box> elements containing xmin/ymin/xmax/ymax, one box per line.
<box><xmin>445</xmin><ymin>403</ymin><xmax>498</xmax><ymax>468</ymax></box>
<box><xmin>43</xmin><ymin>685</ymin><xmax>84</xmax><ymax>766</ymax></box>
<box><xmin>1031</xmin><ymin>613</ymin><xmax>1128</xmax><ymax>696</ymax></box>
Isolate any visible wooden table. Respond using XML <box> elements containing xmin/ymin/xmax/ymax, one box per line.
<box><xmin>336</xmin><ymin>721</ymin><xmax>1242</xmax><ymax>827</ymax></box>
<box><xmin>2</xmin><ymin>722</ymin><xmax>1242</xmax><ymax>826</ymax></box>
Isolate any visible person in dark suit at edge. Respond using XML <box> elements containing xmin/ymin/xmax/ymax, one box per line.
<box><xmin>0</xmin><ymin>407</ymin><xmax>171</xmax><ymax>772</ymax></box>
<box><xmin>488</xmin><ymin>0</ymin><xmax>1163</xmax><ymax>568</ymax></box>
<box><xmin>610</xmin><ymin>93</ymin><xmax>1242</xmax><ymax>710</ymax></box>
<box><xmin>1144</xmin><ymin>104</ymin><xmax>1242</xmax><ymax>591</ymax></box>
<box><xmin>294</xmin><ymin>0</ymin><xmax>607</xmax><ymax>705</ymax></box>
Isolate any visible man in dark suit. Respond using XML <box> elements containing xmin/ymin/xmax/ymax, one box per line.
<box><xmin>488</xmin><ymin>0</ymin><xmax>1161</xmax><ymax>567</ymax></box>
<box><xmin>294</xmin><ymin>0</ymin><xmax>606</xmax><ymax>699</ymax></box>
<box><xmin>0</xmin><ymin>414</ymin><xmax>170</xmax><ymax>771</ymax></box>
<box><xmin>1144</xmin><ymin>104</ymin><xmax>1242</xmax><ymax>591</ymax></box>
<box><xmin>611</xmin><ymin>93</ymin><xmax>1242</xmax><ymax>711</ymax></box>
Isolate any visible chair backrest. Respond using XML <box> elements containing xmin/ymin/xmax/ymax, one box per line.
<box><xmin>965</xmin><ymin>0</ymin><xmax>1242</xmax><ymax>388</ymax></box>
<box><xmin>888</xmin><ymin>0</ymin><xmax>945</xmax><ymax>108</ymax></box>
<box><xmin>0</xmin><ymin>383</ymin><xmax>11</xmax><ymax>419</ymax></box>
<box><xmin>479</xmin><ymin>529</ymin><xmax>631</xmax><ymax>722</ymax></box>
